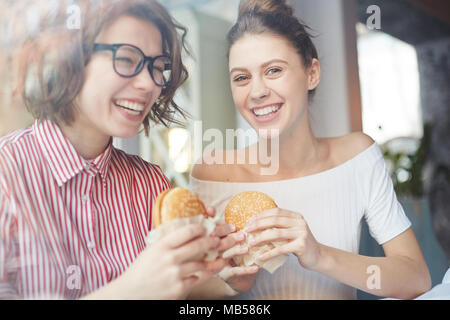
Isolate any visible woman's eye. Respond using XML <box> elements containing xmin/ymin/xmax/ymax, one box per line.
<box><xmin>116</xmin><ymin>57</ymin><xmax>136</xmax><ymax>65</ymax></box>
<box><xmin>233</xmin><ymin>75</ymin><xmax>249</xmax><ymax>82</ymax></box>
<box><xmin>266</xmin><ymin>68</ymin><xmax>281</xmax><ymax>76</ymax></box>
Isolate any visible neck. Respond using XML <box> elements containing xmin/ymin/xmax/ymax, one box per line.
<box><xmin>258</xmin><ymin>117</ymin><xmax>322</xmax><ymax>177</ymax></box>
<box><xmin>57</xmin><ymin>120</ymin><xmax>111</xmax><ymax>160</ymax></box>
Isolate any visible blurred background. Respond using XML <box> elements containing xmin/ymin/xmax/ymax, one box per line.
<box><xmin>0</xmin><ymin>0</ymin><xmax>449</xmax><ymax>299</ymax></box>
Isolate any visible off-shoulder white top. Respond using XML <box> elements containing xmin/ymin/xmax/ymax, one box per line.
<box><xmin>190</xmin><ymin>142</ymin><xmax>411</xmax><ymax>300</ymax></box>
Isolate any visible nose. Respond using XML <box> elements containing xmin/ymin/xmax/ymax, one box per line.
<box><xmin>249</xmin><ymin>77</ymin><xmax>270</xmax><ymax>101</ymax></box>
<box><xmin>131</xmin><ymin>64</ymin><xmax>159</xmax><ymax>93</ymax></box>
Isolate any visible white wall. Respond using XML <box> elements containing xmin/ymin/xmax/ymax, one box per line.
<box><xmin>290</xmin><ymin>0</ymin><xmax>362</xmax><ymax>137</ymax></box>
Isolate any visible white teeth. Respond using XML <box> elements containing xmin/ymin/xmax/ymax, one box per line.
<box><xmin>115</xmin><ymin>100</ymin><xmax>145</xmax><ymax>112</ymax></box>
<box><xmin>253</xmin><ymin>105</ymin><xmax>281</xmax><ymax>116</ymax></box>
<box><xmin>121</xmin><ymin>108</ymin><xmax>141</xmax><ymax>116</ymax></box>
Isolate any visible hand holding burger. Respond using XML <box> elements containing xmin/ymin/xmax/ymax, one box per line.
<box><xmin>224</xmin><ymin>191</ymin><xmax>288</xmax><ymax>273</ymax></box>
<box><xmin>240</xmin><ymin>198</ymin><xmax>323</xmax><ymax>272</ymax></box>
<box><xmin>149</xmin><ymin>187</ymin><xmax>220</xmax><ymax>262</ymax></box>
<box><xmin>152</xmin><ymin>187</ymin><xmax>209</xmax><ymax>228</ymax></box>
<box><xmin>145</xmin><ymin>187</ymin><xmax>247</xmax><ymax>298</ymax></box>
<box><xmin>149</xmin><ymin>187</ymin><xmax>245</xmax><ymax>275</ymax></box>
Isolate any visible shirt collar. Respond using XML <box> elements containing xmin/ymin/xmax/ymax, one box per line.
<box><xmin>35</xmin><ymin>119</ymin><xmax>113</xmax><ymax>186</ymax></box>
<box><xmin>89</xmin><ymin>139</ymin><xmax>113</xmax><ymax>183</ymax></box>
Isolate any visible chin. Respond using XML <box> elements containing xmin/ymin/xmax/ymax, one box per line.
<box><xmin>246</xmin><ymin>119</ymin><xmax>286</xmax><ymax>141</ymax></box>
<box><xmin>257</xmin><ymin>128</ymin><xmax>281</xmax><ymax>140</ymax></box>
<box><xmin>250</xmin><ymin>122</ymin><xmax>282</xmax><ymax>140</ymax></box>
<box><xmin>113</xmin><ymin>127</ymin><xmax>140</xmax><ymax>139</ymax></box>
<box><xmin>253</xmin><ymin>119</ymin><xmax>293</xmax><ymax>141</ymax></box>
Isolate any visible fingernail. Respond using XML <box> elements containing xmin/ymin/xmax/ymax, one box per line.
<box><xmin>240</xmin><ymin>246</ymin><xmax>248</xmax><ymax>253</ymax></box>
<box><xmin>229</xmin><ymin>224</ymin><xmax>236</xmax><ymax>232</ymax></box>
<box><xmin>235</xmin><ymin>232</ymin><xmax>245</xmax><ymax>241</ymax></box>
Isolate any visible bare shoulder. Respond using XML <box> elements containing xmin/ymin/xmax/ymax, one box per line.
<box><xmin>191</xmin><ymin>149</ymin><xmax>238</xmax><ymax>182</ymax></box>
<box><xmin>330</xmin><ymin>132</ymin><xmax>375</xmax><ymax>164</ymax></box>
<box><xmin>345</xmin><ymin>132</ymin><xmax>375</xmax><ymax>152</ymax></box>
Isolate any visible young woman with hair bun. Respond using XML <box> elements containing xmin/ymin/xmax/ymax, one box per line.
<box><xmin>191</xmin><ymin>0</ymin><xmax>431</xmax><ymax>299</ymax></box>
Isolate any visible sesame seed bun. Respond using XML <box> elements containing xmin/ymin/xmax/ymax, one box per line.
<box><xmin>152</xmin><ymin>187</ymin><xmax>208</xmax><ymax>229</ymax></box>
<box><xmin>224</xmin><ymin>191</ymin><xmax>277</xmax><ymax>231</ymax></box>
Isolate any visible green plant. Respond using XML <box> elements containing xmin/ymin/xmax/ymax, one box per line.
<box><xmin>381</xmin><ymin>124</ymin><xmax>431</xmax><ymax>198</ymax></box>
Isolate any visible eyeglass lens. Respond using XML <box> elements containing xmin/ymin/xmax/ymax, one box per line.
<box><xmin>114</xmin><ymin>45</ymin><xmax>171</xmax><ymax>86</ymax></box>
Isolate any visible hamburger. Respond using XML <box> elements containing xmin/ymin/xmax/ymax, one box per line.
<box><xmin>224</xmin><ymin>191</ymin><xmax>287</xmax><ymax>273</ymax></box>
<box><xmin>224</xmin><ymin>191</ymin><xmax>277</xmax><ymax>231</ymax></box>
<box><xmin>152</xmin><ymin>187</ymin><xmax>208</xmax><ymax>229</ymax></box>
<box><xmin>149</xmin><ymin>187</ymin><xmax>218</xmax><ymax>262</ymax></box>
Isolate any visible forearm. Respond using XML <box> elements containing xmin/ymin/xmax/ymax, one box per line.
<box><xmin>316</xmin><ymin>244</ymin><xmax>431</xmax><ymax>299</ymax></box>
<box><xmin>187</xmin><ymin>277</ymin><xmax>239</xmax><ymax>300</ymax></box>
<box><xmin>81</xmin><ymin>276</ymin><xmax>130</xmax><ymax>300</ymax></box>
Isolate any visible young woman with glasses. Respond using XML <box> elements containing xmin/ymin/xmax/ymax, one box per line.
<box><xmin>0</xmin><ymin>0</ymin><xmax>238</xmax><ymax>299</ymax></box>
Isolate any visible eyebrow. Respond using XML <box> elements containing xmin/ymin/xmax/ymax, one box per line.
<box><xmin>230</xmin><ymin>59</ymin><xmax>288</xmax><ymax>73</ymax></box>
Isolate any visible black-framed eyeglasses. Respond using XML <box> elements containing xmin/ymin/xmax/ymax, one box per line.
<box><xmin>93</xmin><ymin>43</ymin><xmax>172</xmax><ymax>87</ymax></box>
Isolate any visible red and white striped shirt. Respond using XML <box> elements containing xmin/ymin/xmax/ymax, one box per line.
<box><xmin>0</xmin><ymin>119</ymin><xmax>171</xmax><ymax>299</ymax></box>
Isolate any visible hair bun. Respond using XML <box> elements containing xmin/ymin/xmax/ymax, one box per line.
<box><xmin>238</xmin><ymin>0</ymin><xmax>294</xmax><ymax>18</ymax></box>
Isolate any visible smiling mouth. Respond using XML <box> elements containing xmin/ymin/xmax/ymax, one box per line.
<box><xmin>251</xmin><ymin>103</ymin><xmax>283</xmax><ymax>118</ymax></box>
<box><xmin>114</xmin><ymin>99</ymin><xmax>146</xmax><ymax>116</ymax></box>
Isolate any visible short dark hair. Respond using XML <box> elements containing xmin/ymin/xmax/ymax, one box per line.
<box><xmin>15</xmin><ymin>0</ymin><xmax>190</xmax><ymax>135</ymax></box>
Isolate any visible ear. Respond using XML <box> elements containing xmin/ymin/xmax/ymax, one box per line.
<box><xmin>307</xmin><ymin>58</ymin><xmax>320</xmax><ymax>90</ymax></box>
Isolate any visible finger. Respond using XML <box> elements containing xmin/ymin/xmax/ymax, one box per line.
<box><xmin>204</xmin><ymin>258</ymin><xmax>226</xmax><ymax>275</ymax></box>
<box><xmin>205</xmin><ymin>206</ymin><xmax>216</xmax><ymax>218</ymax></box>
<box><xmin>181</xmin><ymin>274</ymin><xmax>201</xmax><ymax>293</ymax></box>
<box><xmin>222</xmin><ymin>244</ymin><xmax>249</xmax><ymax>260</ymax></box>
<box><xmin>172</xmin><ymin>235</ymin><xmax>220</xmax><ymax>263</ymax></box>
<box><xmin>217</xmin><ymin>231</ymin><xmax>245</xmax><ymax>252</ymax></box>
<box><xmin>249</xmin><ymin>208</ymin><xmax>302</xmax><ymax>223</ymax></box>
<box><xmin>219</xmin><ymin>265</ymin><xmax>259</xmax><ymax>281</ymax></box>
<box><xmin>178</xmin><ymin>261</ymin><xmax>207</xmax><ymax>278</ymax></box>
<box><xmin>190</xmin><ymin>269</ymin><xmax>217</xmax><ymax>287</ymax></box>
<box><xmin>162</xmin><ymin>223</ymin><xmax>206</xmax><ymax>249</ymax></box>
<box><xmin>249</xmin><ymin>228</ymin><xmax>301</xmax><ymax>247</ymax></box>
<box><xmin>171</xmin><ymin>274</ymin><xmax>203</xmax><ymax>299</ymax></box>
<box><xmin>211</xmin><ymin>223</ymin><xmax>236</xmax><ymax>237</ymax></box>
<box><xmin>245</xmin><ymin>216</ymin><xmax>300</xmax><ymax>233</ymax></box>
<box><xmin>258</xmin><ymin>241</ymin><xmax>297</xmax><ymax>261</ymax></box>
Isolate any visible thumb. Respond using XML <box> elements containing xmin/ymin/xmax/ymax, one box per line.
<box><xmin>205</xmin><ymin>257</ymin><xmax>226</xmax><ymax>274</ymax></box>
<box><xmin>205</xmin><ymin>206</ymin><xmax>216</xmax><ymax>217</ymax></box>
